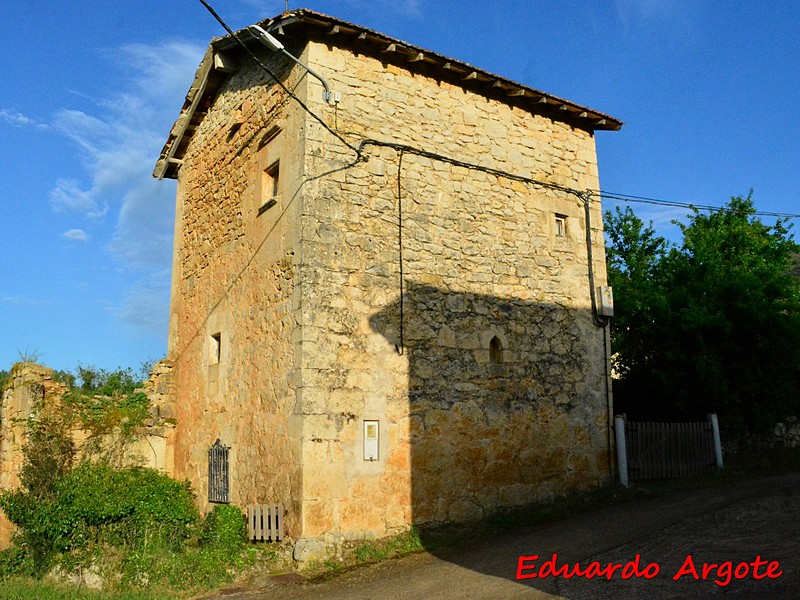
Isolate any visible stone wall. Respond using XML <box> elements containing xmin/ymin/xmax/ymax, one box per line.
<box><xmin>769</xmin><ymin>417</ymin><xmax>800</xmax><ymax>448</ymax></box>
<box><xmin>291</xmin><ymin>41</ymin><xmax>611</xmax><ymax>553</ymax></box>
<box><xmin>0</xmin><ymin>363</ymin><xmax>64</xmax><ymax>546</ymax></box>
<box><xmin>168</xmin><ymin>41</ymin><xmax>310</xmax><ymax>532</ymax></box>
<box><xmin>166</xmin><ymin>33</ymin><xmax>612</xmax><ymax>558</ymax></box>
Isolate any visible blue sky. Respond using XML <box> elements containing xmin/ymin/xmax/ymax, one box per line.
<box><xmin>1</xmin><ymin>1</ymin><xmax>799</xmax><ymax>373</ymax></box>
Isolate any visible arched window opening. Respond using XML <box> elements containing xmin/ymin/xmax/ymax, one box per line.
<box><xmin>489</xmin><ymin>335</ymin><xmax>503</xmax><ymax>364</ymax></box>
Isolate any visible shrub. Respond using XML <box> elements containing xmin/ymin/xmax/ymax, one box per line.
<box><xmin>59</xmin><ymin>463</ymin><xmax>199</xmax><ymax>545</ymax></box>
<box><xmin>0</xmin><ymin>462</ymin><xmax>199</xmax><ymax>577</ymax></box>
<box><xmin>199</xmin><ymin>505</ymin><xmax>247</xmax><ymax>554</ymax></box>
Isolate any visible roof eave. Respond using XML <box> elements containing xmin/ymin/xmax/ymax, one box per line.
<box><xmin>153</xmin><ymin>8</ymin><xmax>623</xmax><ymax>180</ymax></box>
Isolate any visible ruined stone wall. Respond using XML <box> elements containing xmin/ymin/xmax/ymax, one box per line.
<box><xmin>0</xmin><ymin>362</ymin><xmax>178</xmax><ymax>547</ymax></box>
<box><xmin>168</xmin><ymin>43</ymin><xmax>310</xmax><ymax>530</ymax></box>
<box><xmin>293</xmin><ymin>40</ymin><xmax>611</xmax><ymax>549</ymax></box>
<box><xmin>129</xmin><ymin>359</ymin><xmax>177</xmax><ymax>473</ymax></box>
<box><xmin>0</xmin><ymin>363</ymin><xmax>62</xmax><ymax>546</ymax></box>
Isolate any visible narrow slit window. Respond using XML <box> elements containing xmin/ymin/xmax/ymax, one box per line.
<box><xmin>210</xmin><ymin>333</ymin><xmax>222</xmax><ymax>364</ymax></box>
<box><xmin>489</xmin><ymin>336</ymin><xmax>503</xmax><ymax>364</ymax></box>
<box><xmin>257</xmin><ymin>127</ymin><xmax>283</xmax><ymax>216</ymax></box>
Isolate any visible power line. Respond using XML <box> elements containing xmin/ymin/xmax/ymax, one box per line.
<box><xmin>196</xmin><ymin>0</ymin><xmax>799</xmax><ymax>224</ymax></box>
<box><xmin>596</xmin><ymin>190</ymin><xmax>800</xmax><ymax>220</ymax></box>
<box><xmin>358</xmin><ymin>139</ymin><xmax>583</xmax><ymax>198</ymax></box>
<box><xmin>196</xmin><ymin>0</ymin><xmax>362</xmax><ymax>159</ymax></box>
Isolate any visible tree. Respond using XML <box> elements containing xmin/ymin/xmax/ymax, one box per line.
<box><xmin>604</xmin><ymin>206</ymin><xmax>669</xmax><ymax>382</ymax></box>
<box><xmin>605</xmin><ymin>195</ymin><xmax>800</xmax><ymax>436</ymax></box>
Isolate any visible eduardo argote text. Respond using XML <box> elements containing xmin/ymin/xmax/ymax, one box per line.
<box><xmin>516</xmin><ymin>553</ymin><xmax>782</xmax><ymax>587</ymax></box>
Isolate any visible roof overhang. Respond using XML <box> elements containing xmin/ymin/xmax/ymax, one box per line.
<box><xmin>154</xmin><ymin>9</ymin><xmax>623</xmax><ymax>180</ymax></box>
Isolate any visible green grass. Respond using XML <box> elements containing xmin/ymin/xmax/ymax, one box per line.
<box><xmin>0</xmin><ymin>543</ymin><xmax>269</xmax><ymax>600</ymax></box>
<box><xmin>0</xmin><ymin>578</ymin><xmax>166</xmax><ymax>600</ymax></box>
<box><xmin>352</xmin><ymin>528</ymin><xmax>424</xmax><ymax>564</ymax></box>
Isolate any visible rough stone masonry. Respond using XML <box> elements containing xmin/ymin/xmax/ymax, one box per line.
<box><xmin>155</xmin><ymin>9</ymin><xmax>621</xmax><ymax>561</ymax></box>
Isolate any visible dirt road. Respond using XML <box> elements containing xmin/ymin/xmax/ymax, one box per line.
<box><xmin>201</xmin><ymin>473</ymin><xmax>800</xmax><ymax>599</ymax></box>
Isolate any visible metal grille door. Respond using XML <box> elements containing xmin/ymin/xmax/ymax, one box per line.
<box><xmin>208</xmin><ymin>439</ymin><xmax>230</xmax><ymax>503</ymax></box>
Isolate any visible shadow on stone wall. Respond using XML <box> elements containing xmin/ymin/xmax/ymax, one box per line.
<box><xmin>369</xmin><ymin>282</ymin><xmax>610</xmax><ymax>590</ymax></box>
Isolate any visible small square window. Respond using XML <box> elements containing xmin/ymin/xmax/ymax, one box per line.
<box><xmin>555</xmin><ymin>215</ymin><xmax>567</xmax><ymax>238</ymax></box>
<box><xmin>264</xmin><ymin>161</ymin><xmax>280</xmax><ymax>200</ymax></box>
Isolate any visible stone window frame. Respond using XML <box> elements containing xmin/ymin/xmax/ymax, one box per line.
<box><xmin>482</xmin><ymin>329</ymin><xmax>510</xmax><ymax>365</ymax></box>
<box><xmin>489</xmin><ymin>335</ymin><xmax>504</xmax><ymax>364</ymax></box>
<box><xmin>210</xmin><ymin>332</ymin><xmax>222</xmax><ymax>365</ymax></box>
<box><xmin>257</xmin><ymin>126</ymin><xmax>283</xmax><ymax>216</ymax></box>
<box><xmin>208</xmin><ymin>330</ymin><xmax>223</xmax><ymax>395</ymax></box>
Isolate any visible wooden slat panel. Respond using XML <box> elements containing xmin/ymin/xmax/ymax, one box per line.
<box><xmin>247</xmin><ymin>504</ymin><xmax>284</xmax><ymax>542</ymax></box>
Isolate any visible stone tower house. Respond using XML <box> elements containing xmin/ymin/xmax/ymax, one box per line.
<box><xmin>154</xmin><ymin>9</ymin><xmax>621</xmax><ymax>557</ymax></box>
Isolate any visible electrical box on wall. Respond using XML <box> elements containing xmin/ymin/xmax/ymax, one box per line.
<box><xmin>598</xmin><ymin>286</ymin><xmax>614</xmax><ymax>317</ymax></box>
<box><xmin>363</xmin><ymin>420</ymin><xmax>379</xmax><ymax>461</ymax></box>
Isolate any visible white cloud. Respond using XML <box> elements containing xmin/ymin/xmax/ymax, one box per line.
<box><xmin>338</xmin><ymin>0</ymin><xmax>422</xmax><ymax>19</ymax></box>
<box><xmin>110</xmin><ymin>178</ymin><xmax>176</xmax><ymax>270</ymax></box>
<box><xmin>0</xmin><ymin>108</ymin><xmax>49</xmax><ymax>130</ymax></box>
<box><xmin>50</xmin><ymin>179</ymin><xmax>108</xmax><ymax>219</ymax></box>
<box><xmin>613</xmin><ymin>0</ymin><xmax>685</xmax><ymax>29</ymax></box>
<box><xmin>395</xmin><ymin>0</ymin><xmax>421</xmax><ymax>18</ymax></box>
<box><xmin>110</xmin><ymin>269</ymin><xmax>172</xmax><ymax>336</ymax></box>
<box><xmin>0</xmin><ymin>295</ymin><xmax>49</xmax><ymax>306</ymax></box>
<box><xmin>0</xmin><ymin>109</ymin><xmax>33</xmax><ymax>127</ymax></box>
<box><xmin>62</xmin><ymin>229</ymin><xmax>89</xmax><ymax>242</ymax></box>
<box><xmin>47</xmin><ymin>39</ymin><xmax>204</xmax><ymax>332</ymax></box>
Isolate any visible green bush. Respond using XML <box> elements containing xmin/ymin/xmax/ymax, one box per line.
<box><xmin>199</xmin><ymin>504</ymin><xmax>247</xmax><ymax>553</ymax></box>
<box><xmin>60</xmin><ymin>463</ymin><xmax>199</xmax><ymax>543</ymax></box>
<box><xmin>0</xmin><ymin>462</ymin><xmax>199</xmax><ymax>576</ymax></box>
<box><xmin>0</xmin><ymin>360</ymin><xmax>259</xmax><ymax>593</ymax></box>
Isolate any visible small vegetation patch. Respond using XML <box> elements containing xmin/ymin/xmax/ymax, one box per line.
<box><xmin>352</xmin><ymin>528</ymin><xmax>424</xmax><ymax>564</ymax></box>
<box><xmin>0</xmin><ymin>578</ymin><xmax>164</xmax><ymax>600</ymax></box>
<box><xmin>0</xmin><ymin>361</ymin><xmax>261</xmax><ymax>596</ymax></box>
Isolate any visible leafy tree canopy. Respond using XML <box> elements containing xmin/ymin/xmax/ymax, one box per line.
<box><xmin>605</xmin><ymin>194</ymin><xmax>800</xmax><ymax>436</ymax></box>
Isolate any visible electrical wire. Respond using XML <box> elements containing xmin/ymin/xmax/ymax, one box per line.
<box><xmin>596</xmin><ymin>190</ymin><xmax>800</xmax><ymax>220</ymax></box>
<box><xmin>396</xmin><ymin>149</ymin><xmax>405</xmax><ymax>356</ymax></box>
<box><xmin>196</xmin><ymin>0</ymin><xmax>362</xmax><ymax>160</ymax></box>
<box><xmin>196</xmin><ymin>1</ymin><xmax>799</xmax><ymax>224</ymax></box>
<box><xmin>358</xmin><ymin>139</ymin><xmax>582</xmax><ymax>199</ymax></box>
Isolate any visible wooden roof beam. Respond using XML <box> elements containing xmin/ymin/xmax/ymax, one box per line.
<box><xmin>213</xmin><ymin>52</ymin><xmax>238</xmax><ymax>74</ymax></box>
